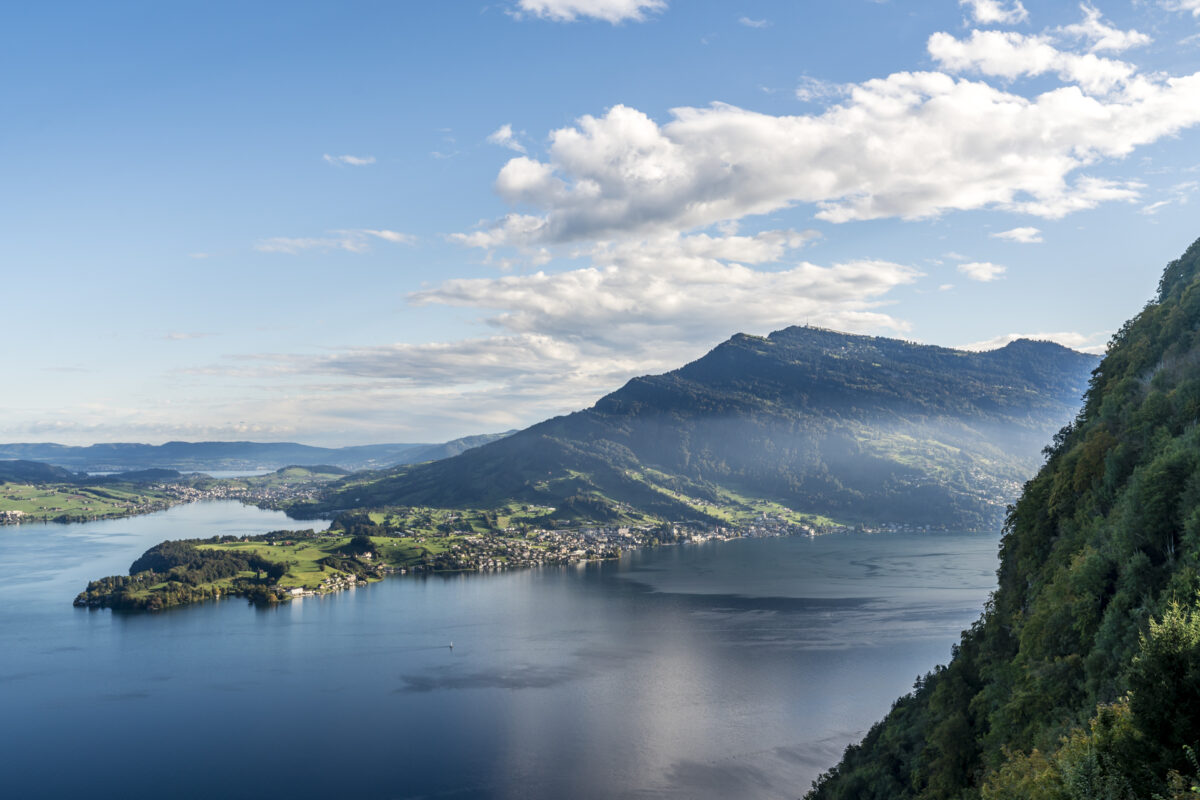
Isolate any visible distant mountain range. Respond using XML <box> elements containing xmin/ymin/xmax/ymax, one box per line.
<box><xmin>0</xmin><ymin>459</ymin><xmax>81</xmax><ymax>483</ymax></box>
<box><xmin>0</xmin><ymin>459</ymin><xmax>187</xmax><ymax>486</ymax></box>
<box><xmin>0</xmin><ymin>432</ymin><xmax>512</xmax><ymax>474</ymax></box>
<box><xmin>296</xmin><ymin>327</ymin><xmax>1099</xmax><ymax>529</ymax></box>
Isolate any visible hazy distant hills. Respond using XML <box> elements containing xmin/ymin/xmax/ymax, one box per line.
<box><xmin>302</xmin><ymin>327</ymin><xmax>1099</xmax><ymax>529</ymax></box>
<box><xmin>0</xmin><ymin>432</ymin><xmax>512</xmax><ymax>474</ymax></box>
<box><xmin>0</xmin><ymin>459</ymin><xmax>81</xmax><ymax>483</ymax></box>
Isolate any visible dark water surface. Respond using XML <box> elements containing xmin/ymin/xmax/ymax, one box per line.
<box><xmin>0</xmin><ymin>502</ymin><xmax>999</xmax><ymax>799</ymax></box>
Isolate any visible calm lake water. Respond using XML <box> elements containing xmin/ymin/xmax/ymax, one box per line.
<box><xmin>0</xmin><ymin>502</ymin><xmax>999</xmax><ymax>799</ymax></box>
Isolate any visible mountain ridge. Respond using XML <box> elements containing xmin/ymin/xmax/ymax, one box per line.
<box><xmin>295</xmin><ymin>327</ymin><xmax>1098</xmax><ymax>529</ymax></box>
<box><xmin>0</xmin><ymin>432</ymin><xmax>513</xmax><ymax>473</ymax></box>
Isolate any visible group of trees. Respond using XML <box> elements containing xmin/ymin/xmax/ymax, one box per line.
<box><xmin>74</xmin><ymin>539</ymin><xmax>290</xmax><ymax>610</ymax></box>
<box><xmin>807</xmin><ymin>237</ymin><xmax>1200</xmax><ymax>798</ymax></box>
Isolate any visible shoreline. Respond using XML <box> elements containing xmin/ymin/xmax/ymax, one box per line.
<box><xmin>71</xmin><ymin>514</ymin><xmax>994</xmax><ymax>613</ymax></box>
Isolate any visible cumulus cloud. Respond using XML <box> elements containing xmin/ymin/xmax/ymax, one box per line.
<box><xmin>513</xmin><ymin>0</ymin><xmax>666</xmax><ymax>23</ymax></box>
<box><xmin>255</xmin><ymin>229</ymin><xmax>414</xmax><ymax>254</ymax></box>
<box><xmin>448</xmin><ymin>214</ymin><xmax>548</xmax><ymax>250</ymax></box>
<box><xmin>739</xmin><ymin>17</ymin><xmax>770</xmax><ymax>28</ymax></box>
<box><xmin>487</xmin><ymin>124</ymin><xmax>527</xmax><ymax>153</ymax></box>
<box><xmin>990</xmin><ymin>226</ymin><xmax>1043</xmax><ymax>242</ymax></box>
<box><xmin>958</xmin><ymin>261</ymin><xmax>1007</xmax><ymax>281</ymax></box>
<box><xmin>927</xmin><ymin>29</ymin><xmax>1144</xmax><ymax>96</ymax></box>
<box><xmin>457</xmin><ymin>6</ymin><xmax>1198</xmax><ymax>248</ymax></box>
<box><xmin>960</xmin><ymin>0</ymin><xmax>1029</xmax><ymax>26</ymax></box>
<box><xmin>323</xmin><ymin>153</ymin><xmax>376</xmax><ymax>166</ymax></box>
<box><xmin>414</xmin><ymin>236</ymin><xmax>919</xmax><ymax>347</ymax></box>
<box><xmin>959</xmin><ymin>330</ymin><xmax>1109</xmax><ymax>354</ymax></box>
<box><xmin>1055</xmin><ymin>4</ymin><xmax>1151</xmax><ymax>53</ymax></box>
<box><xmin>467</xmin><ymin>63</ymin><xmax>1193</xmax><ymax>243</ymax></box>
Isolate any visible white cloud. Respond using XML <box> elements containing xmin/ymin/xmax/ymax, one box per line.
<box><xmin>454</xmin><ymin>17</ymin><xmax>1197</xmax><ymax>248</ymax></box>
<box><xmin>960</xmin><ymin>0</ymin><xmax>1029</xmax><ymax>26</ymax></box>
<box><xmin>464</xmin><ymin>62</ymin><xmax>1197</xmax><ymax>243</ymax></box>
<box><xmin>990</xmin><ymin>226</ymin><xmax>1043</xmax><ymax>242</ymax></box>
<box><xmin>448</xmin><ymin>214</ymin><xmax>548</xmax><ymax>249</ymax></box>
<box><xmin>255</xmin><ymin>229</ymin><xmax>414</xmax><ymax>254</ymax></box>
<box><xmin>927</xmin><ymin>29</ymin><xmax>1141</xmax><ymax>96</ymax></box>
<box><xmin>513</xmin><ymin>0</ymin><xmax>666</xmax><ymax>23</ymax></box>
<box><xmin>246</xmin><ymin>334</ymin><xmax>593</xmax><ymax>386</ymax></box>
<box><xmin>1139</xmin><ymin>180</ymin><xmax>1199</xmax><ymax>214</ymax></box>
<box><xmin>739</xmin><ymin>17</ymin><xmax>770</xmax><ymax>28</ymax></box>
<box><xmin>323</xmin><ymin>153</ymin><xmax>376</xmax><ymax>166</ymax></box>
<box><xmin>1162</xmin><ymin>1</ymin><xmax>1200</xmax><ymax>18</ymax></box>
<box><xmin>959</xmin><ymin>330</ymin><xmax>1109</xmax><ymax>354</ymax></box>
<box><xmin>413</xmin><ymin>237</ymin><xmax>920</xmax><ymax>347</ymax></box>
<box><xmin>362</xmin><ymin>229</ymin><xmax>416</xmax><ymax>244</ymax></box>
<box><xmin>958</xmin><ymin>261</ymin><xmax>1007</xmax><ymax>281</ymax></box>
<box><xmin>487</xmin><ymin>123</ymin><xmax>527</xmax><ymax>153</ymax></box>
<box><xmin>220</xmin><ymin>337</ymin><xmax>660</xmax><ymax>441</ymax></box>
<box><xmin>939</xmin><ymin>283</ymin><xmax>955</xmax><ymax>291</ymax></box>
<box><xmin>794</xmin><ymin>76</ymin><xmax>848</xmax><ymax>103</ymax></box>
<box><xmin>1055</xmin><ymin>4</ymin><xmax>1150</xmax><ymax>53</ymax></box>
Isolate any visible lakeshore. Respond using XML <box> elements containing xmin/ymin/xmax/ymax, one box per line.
<box><xmin>72</xmin><ymin>513</ymin><xmax>821</xmax><ymax>611</ymax></box>
<box><xmin>73</xmin><ymin>499</ymin><xmax>986</xmax><ymax>613</ymax></box>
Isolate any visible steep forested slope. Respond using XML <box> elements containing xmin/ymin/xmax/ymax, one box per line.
<box><xmin>808</xmin><ymin>237</ymin><xmax>1200</xmax><ymax>799</ymax></box>
<box><xmin>299</xmin><ymin>328</ymin><xmax>1096</xmax><ymax>528</ymax></box>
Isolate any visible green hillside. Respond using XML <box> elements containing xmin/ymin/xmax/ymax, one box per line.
<box><xmin>807</xmin><ymin>237</ymin><xmax>1200</xmax><ymax>799</ymax></box>
<box><xmin>292</xmin><ymin>328</ymin><xmax>1096</xmax><ymax>529</ymax></box>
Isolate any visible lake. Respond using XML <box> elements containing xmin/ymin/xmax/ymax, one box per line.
<box><xmin>0</xmin><ymin>502</ymin><xmax>999</xmax><ymax>799</ymax></box>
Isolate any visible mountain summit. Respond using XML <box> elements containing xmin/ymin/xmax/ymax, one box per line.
<box><xmin>300</xmin><ymin>326</ymin><xmax>1097</xmax><ymax>528</ymax></box>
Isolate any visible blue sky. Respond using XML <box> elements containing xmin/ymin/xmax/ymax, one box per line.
<box><xmin>4</xmin><ymin>0</ymin><xmax>1200</xmax><ymax>446</ymax></box>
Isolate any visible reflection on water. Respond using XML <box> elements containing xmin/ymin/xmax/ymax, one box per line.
<box><xmin>0</xmin><ymin>503</ymin><xmax>998</xmax><ymax>799</ymax></box>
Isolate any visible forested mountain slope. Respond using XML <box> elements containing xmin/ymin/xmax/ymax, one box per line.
<box><xmin>299</xmin><ymin>327</ymin><xmax>1096</xmax><ymax>528</ymax></box>
<box><xmin>807</xmin><ymin>237</ymin><xmax>1200</xmax><ymax>799</ymax></box>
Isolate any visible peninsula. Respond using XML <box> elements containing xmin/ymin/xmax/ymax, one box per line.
<box><xmin>73</xmin><ymin>508</ymin><xmax>833</xmax><ymax>611</ymax></box>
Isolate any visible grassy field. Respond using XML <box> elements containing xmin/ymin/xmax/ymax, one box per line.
<box><xmin>351</xmin><ymin>469</ymin><xmax>844</xmax><ymax>534</ymax></box>
<box><xmin>0</xmin><ymin>481</ymin><xmax>177</xmax><ymax>522</ymax></box>
<box><xmin>624</xmin><ymin>468</ymin><xmax>844</xmax><ymax>528</ymax></box>
<box><xmin>196</xmin><ymin>533</ymin><xmax>460</xmax><ymax>591</ymax></box>
<box><xmin>216</xmin><ymin>465</ymin><xmax>350</xmax><ymax>490</ymax></box>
